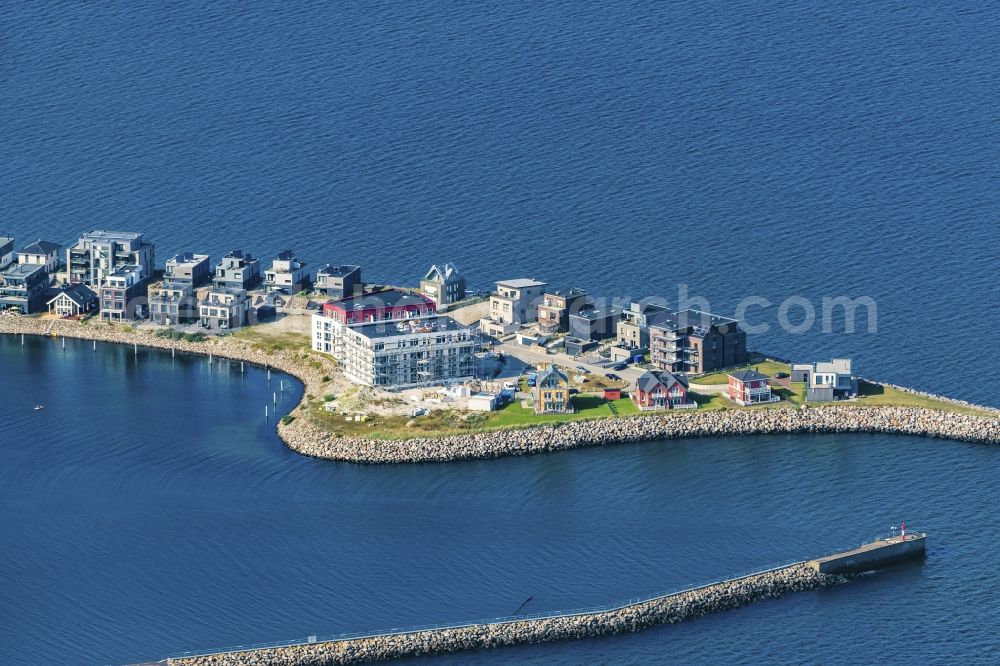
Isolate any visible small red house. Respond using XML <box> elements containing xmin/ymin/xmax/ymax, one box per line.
<box><xmin>727</xmin><ymin>369</ymin><xmax>774</xmax><ymax>406</ymax></box>
<box><xmin>632</xmin><ymin>370</ymin><xmax>691</xmax><ymax>410</ymax></box>
<box><xmin>603</xmin><ymin>387</ymin><xmax>622</xmax><ymax>401</ymax></box>
<box><xmin>321</xmin><ymin>289</ymin><xmax>436</xmax><ymax>325</ymax></box>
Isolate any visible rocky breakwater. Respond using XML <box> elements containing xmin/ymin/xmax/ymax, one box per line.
<box><xmin>168</xmin><ymin>564</ymin><xmax>838</xmax><ymax>666</ymax></box>
<box><xmin>280</xmin><ymin>403</ymin><xmax>1000</xmax><ymax>465</ymax></box>
<box><xmin>0</xmin><ymin>313</ymin><xmax>332</xmax><ymax>412</ymax></box>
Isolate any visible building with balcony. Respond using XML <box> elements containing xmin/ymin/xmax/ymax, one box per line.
<box><xmin>199</xmin><ymin>287</ymin><xmax>250</xmax><ymax>330</ymax></box>
<box><xmin>99</xmin><ymin>265</ymin><xmax>147</xmax><ymax>321</ymax></box>
<box><xmin>649</xmin><ymin>309</ymin><xmax>746</xmax><ymax>376</ymax></box>
<box><xmin>66</xmin><ymin>230</ymin><xmax>154</xmax><ymax>287</ymax></box>
<box><xmin>315</xmin><ymin>264</ymin><xmax>362</xmax><ymax>300</ymax></box>
<box><xmin>164</xmin><ymin>252</ymin><xmax>211</xmax><ymax>286</ymax></box>
<box><xmin>727</xmin><ymin>369</ymin><xmax>777</xmax><ymax>406</ymax></box>
<box><xmin>148</xmin><ymin>282</ymin><xmax>199</xmax><ymax>325</ymax></box>
<box><xmin>311</xmin><ymin>289</ymin><xmax>437</xmax><ymax>356</ymax></box>
<box><xmin>420</xmin><ymin>263</ymin><xmax>466</xmax><ymax>308</ymax></box>
<box><xmin>803</xmin><ymin>358</ymin><xmax>858</xmax><ymax>401</ymax></box>
<box><xmin>264</xmin><ymin>249</ymin><xmax>309</xmax><ymax>293</ymax></box>
<box><xmin>533</xmin><ymin>365</ymin><xmax>572</xmax><ymax>414</ymax></box>
<box><xmin>0</xmin><ymin>236</ymin><xmax>14</xmax><ymax>271</ymax></box>
<box><xmin>338</xmin><ymin>316</ymin><xmax>476</xmax><ymax>389</ymax></box>
<box><xmin>17</xmin><ymin>240</ymin><xmax>62</xmax><ymax>274</ymax></box>
<box><xmin>481</xmin><ymin>278</ymin><xmax>547</xmax><ymax>337</ymax></box>
<box><xmin>47</xmin><ymin>284</ymin><xmax>98</xmax><ymax>317</ymax></box>
<box><xmin>616</xmin><ymin>300</ymin><xmax>671</xmax><ymax>350</ymax></box>
<box><xmin>537</xmin><ymin>287</ymin><xmax>588</xmax><ymax>333</ymax></box>
<box><xmin>633</xmin><ymin>370</ymin><xmax>693</xmax><ymax>410</ymax></box>
<box><xmin>0</xmin><ymin>263</ymin><xmax>49</xmax><ymax>313</ymax></box>
<box><xmin>214</xmin><ymin>250</ymin><xmax>261</xmax><ymax>290</ymax></box>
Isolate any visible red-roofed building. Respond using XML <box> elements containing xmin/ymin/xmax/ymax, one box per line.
<box><xmin>321</xmin><ymin>289</ymin><xmax>436</xmax><ymax>324</ymax></box>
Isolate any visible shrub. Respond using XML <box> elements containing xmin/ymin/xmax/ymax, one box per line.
<box><xmin>321</xmin><ymin>375</ymin><xmax>331</xmax><ymax>383</ymax></box>
<box><xmin>323</xmin><ymin>394</ymin><xmax>336</xmax><ymax>402</ymax></box>
<box><xmin>280</xmin><ymin>415</ymin><xmax>295</xmax><ymax>425</ymax></box>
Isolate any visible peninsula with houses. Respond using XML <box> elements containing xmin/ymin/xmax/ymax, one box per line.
<box><xmin>1</xmin><ymin>228</ymin><xmax>997</xmax><ymax>463</ymax></box>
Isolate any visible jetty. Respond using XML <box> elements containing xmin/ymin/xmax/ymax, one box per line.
<box><xmin>156</xmin><ymin>533</ymin><xmax>927</xmax><ymax>666</ymax></box>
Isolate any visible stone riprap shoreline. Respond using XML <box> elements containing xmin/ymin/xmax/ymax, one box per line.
<box><xmin>3</xmin><ymin>314</ymin><xmax>998</xmax><ymax>466</ymax></box>
<box><xmin>166</xmin><ymin>564</ymin><xmax>839</xmax><ymax>666</ymax></box>
<box><xmin>280</xmin><ymin>403</ymin><xmax>1000</xmax><ymax>464</ymax></box>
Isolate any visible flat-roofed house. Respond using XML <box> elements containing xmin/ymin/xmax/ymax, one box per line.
<box><xmin>214</xmin><ymin>250</ymin><xmax>261</xmax><ymax>290</ymax></box>
<box><xmin>806</xmin><ymin>358</ymin><xmax>858</xmax><ymax>401</ymax></box>
<box><xmin>99</xmin><ymin>265</ymin><xmax>147</xmax><ymax>321</ymax></box>
<box><xmin>264</xmin><ymin>249</ymin><xmax>309</xmax><ymax>293</ymax></box>
<box><xmin>0</xmin><ymin>262</ymin><xmax>49</xmax><ymax>313</ymax></box>
<box><xmin>481</xmin><ymin>278</ymin><xmax>547</xmax><ymax>337</ymax></box>
<box><xmin>568</xmin><ymin>305</ymin><xmax>623</xmax><ymax>342</ymax></box>
<box><xmin>315</xmin><ymin>264</ymin><xmax>362</xmax><ymax>300</ymax></box>
<box><xmin>199</xmin><ymin>287</ymin><xmax>250</xmax><ymax>330</ymax></box>
<box><xmin>537</xmin><ymin>287</ymin><xmax>588</xmax><ymax>333</ymax></box>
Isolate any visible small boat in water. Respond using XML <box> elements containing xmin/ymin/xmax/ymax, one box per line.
<box><xmin>34</xmin><ymin>405</ymin><xmax>44</xmax><ymax>411</ymax></box>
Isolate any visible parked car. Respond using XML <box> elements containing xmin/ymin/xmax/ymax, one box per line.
<box><xmin>575</xmin><ymin>365</ymin><xmax>591</xmax><ymax>374</ymax></box>
<box><xmin>775</xmin><ymin>371</ymin><xmax>790</xmax><ymax>379</ymax></box>
<box><xmin>568</xmin><ymin>388</ymin><xmax>580</xmax><ymax>395</ymax></box>
<box><xmin>605</xmin><ymin>373</ymin><xmax>622</xmax><ymax>381</ymax></box>
<box><xmin>612</xmin><ymin>362</ymin><xmax>628</xmax><ymax>371</ymax></box>
<box><xmin>410</xmin><ymin>408</ymin><xmax>428</xmax><ymax>417</ymax></box>
<box><xmin>503</xmin><ymin>381</ymin><xmax>517</xmax><ymax>391</ymax></box>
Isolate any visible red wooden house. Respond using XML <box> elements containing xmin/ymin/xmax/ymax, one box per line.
<box><xmin>632</xmin><ymin>370</ymin><xmax>692</xmax><ymax>410</ymax></box>
<box><xmin>727</xmin><ymin>369</ymin><xmax>775</xmax><ymax>406</ymax></box>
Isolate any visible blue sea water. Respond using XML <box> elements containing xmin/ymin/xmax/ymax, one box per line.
<box><xmin>1</xmin><ymin>1</ymin><xmax>999</xmax><ymax>664</ymax></box>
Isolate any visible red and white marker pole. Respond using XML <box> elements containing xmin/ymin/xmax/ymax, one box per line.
<box><xmin>901</xmin><ymin>521</ymin><xmax>906</xmax><ymax>542</ymax></box>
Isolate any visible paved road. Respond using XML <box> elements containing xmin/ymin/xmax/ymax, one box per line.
<box><xmin>496</xmin><ymin>341</ymin><xmax>647</xmax><ymax>384</ymax></box>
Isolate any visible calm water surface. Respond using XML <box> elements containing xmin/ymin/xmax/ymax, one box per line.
<box><xmin>1</xmin><ymin>1</ymin><xmax>999</xmax><ymax>663</ymax></box>
<box><xmin>1</xmin><ymin>337</ymin><xmax>998</xmax><ymax>665</ymax></box>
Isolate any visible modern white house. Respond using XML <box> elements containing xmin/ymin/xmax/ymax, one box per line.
<box><xmin>264</xmin><ymin>249</ymin><xmax>309</xmax><ymax>293</ymax></box>
<box><xmin>481</xmin><ymin>278</ymin><xmax>547</xmax><ymax>337</ymax></box>
<box><xmin>806</xmin><ymin>359</ymin><xmax>858</xmax><ymax>401</ymax></box>
<box><xmin>18</xmin><ymin>240</ymin><xmax>62</xmax><ymax>274</ymax></box>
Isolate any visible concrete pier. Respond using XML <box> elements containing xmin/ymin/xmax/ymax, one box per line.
<box><xmin>808</xmin><ymin>532</ymin><xmax>926</xmax><ymax>575</ymax></box>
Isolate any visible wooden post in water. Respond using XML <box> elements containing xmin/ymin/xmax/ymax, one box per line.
<box><xmin>265</xmin><ymin>405</ymin><xmax>269</xmax><ymax>422</ymax></box>
<box><xmin>241</xmin><ymin>361</ymin><xmax>245</xmax><ymax>374</ymax></box>
<box><xmin>21</xmin><ymin>333</ymin><xmax>24</xmax><ymax>346</ymax></box>
<box><xmin>93</xmin><ymin>340</ymin><xmax>96</xmax><ymax>351</ymax></box>
<box><xmin>62</xmin><ymin>337</ymin><xmax>65</xmax><ymax>350</ymax></box>
<box><xmin>273</xmin><ymin>392</ymin><xmax>277</xmax><ymax>406</ymax></box>
<box><xmin>133</xmin><ymin>342</ymin><xmax>137</xmax><ymax>356</ymax></box>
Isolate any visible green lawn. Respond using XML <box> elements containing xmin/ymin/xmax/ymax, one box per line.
<box><xmin>694</xmin><ymin>360</ymin><xmax>791</xmax><ymax>385</ymax></box>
